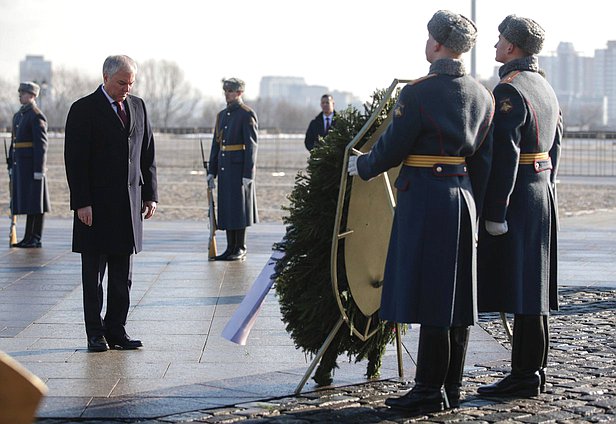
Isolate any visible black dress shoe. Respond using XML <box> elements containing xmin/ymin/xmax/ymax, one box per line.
<box><xmin>213</xmin><ymin>249</ymin><xmax>231</xmax><ymax>261</ymax></box>
<box><xmin>224</xmin><ymin>247</ymin><xmax>247</xmax><ymax>261</ymax></box>
<box><xmin>106</xmin><ymin>334</ymin><xmax>143</xmax><ymax>350</ymax></box>
<box><xmin>87</xmin><ymin>335</ymin><xmax>109</xmax><ymax>352</ymax></box>
<box><xmin>477</xmin><ymin>372</ymin><xmax>540</xmax><ymax>398</ymax></box>
<box><xmin>385</xmin><ymin>384</ymin><xmax>445</xmax><ymax>415</ymax></box>
<box><xmin>17</xmin><ymin>239</ymin><xmax>42</xmax><ymax>248</ymax></box>
<box><xmin>12</xmin><ymin>239</ymin><xmax>27</xmax><ymax>248</ymax></box>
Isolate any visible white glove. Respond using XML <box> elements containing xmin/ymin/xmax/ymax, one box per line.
<box><xmin>485</xmin><ymin>220</ymin><xmax>508</xmax><ymax>236</ymax></box>
<box><xmin>206</xmin><ymin>174</ymin><xmax>216</xmax><ymax>189</ymax></box>
<box><xmin>348</xmin><ymin>156</ymin><xmax>359</xmax><ymax>176</ymax></box>
<box><xmin>33</xmin><ymin>172</ymin><xmax>44</xmax><ymax>180</ymax></box>
<box><xmin>242</xmin><ymin>178</ymin><xmax>253</xmax><ymax>189</ymax></box>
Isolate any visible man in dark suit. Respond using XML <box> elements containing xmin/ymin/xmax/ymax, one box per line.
<box><xmin>64</xmin><ymin>55</ymin><xmax>158</xmax><ymax>352</ymax></box>
<box><xmin>304</xmin><ymin>94</ymin><xmax>335</xmax><ymax>151</ymax></box>
<box><xmin>9</xmin><ymin>81</ymin><xmax>50</xmax><ymax>248</ymax></box>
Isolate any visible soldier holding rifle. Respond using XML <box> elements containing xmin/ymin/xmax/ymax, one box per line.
<box><xmin>8</xmin><ymin>81</ymin><xmax>50</xmax><ymax>248</ymax></box>
<box><xmin>207</xmin><ymin>78</ymin><xmax>258</xmax><ymax>261</ymax></box>
<box><xmin>348</xmin><ymin>10</ymin><xmax>494</xmax><ymax>415</ymax></box>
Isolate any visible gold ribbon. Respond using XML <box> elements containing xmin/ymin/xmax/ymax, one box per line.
<box><xmin>403</xmin><ymin>154</ymin><xmax>465</xmax><ymax>167</ymax></box>
<box><xmin>519</xmin><ymin>152</ymin><xmax>549</xmax><ymax>165</ymax></box>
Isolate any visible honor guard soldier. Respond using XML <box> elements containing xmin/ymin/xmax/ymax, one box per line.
<box><xmin>348</xmin><ymin>10</ymin><xmax>494</xmax><ymax>415</ymax></box>
<box><xmin>207</xmin><ymin>78</ymin><xmax>259</xmax><ymax>261</ymax></box>
<box><xmin>477</xmin><ymin>15</ymin><xmax>562</xmax><ymax>398</ymax></box>
<box><xmin>9</xmin><ymin>81</ymin><xmax>50</xmax><ymax>248</ymax></box>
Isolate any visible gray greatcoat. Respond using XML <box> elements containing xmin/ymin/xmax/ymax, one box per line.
<box><xmin>478</xmin><ymin>56</ymin><xmax>562</xmax><ymax>315</ymax></box>
<box><xmin>356</xmin><ymin>59</ymin><xmax>494</xmax><ymax>327</ymax></box>
<box><xmin>208</xmin><ymin>100</ymin><xmax>258</xmax><ymax>230</ymax></box>
<box><xmin>9</xmin><ymin>102</ymin><xmax>51</xmax><ymax>214</ymax></box>
<box><xmin>64</xmin><ymin>86</ymin><xmax>158</xmax><ymax>255</ymax></box>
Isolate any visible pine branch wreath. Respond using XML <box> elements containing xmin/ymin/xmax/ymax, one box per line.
<box><xmin>273</xmin><ymin>88</ymin><xmax>399</xmax><ymax>385</ymax></box>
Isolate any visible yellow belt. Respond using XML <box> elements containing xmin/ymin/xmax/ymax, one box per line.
<box><xmin>519</xmin><ymin>152</ymin><xmax>549</xmax><ymax>164</ymax></box>
<box><xmin>14</xmin><ymin>141</ymin><xmax>33</xmax><ymax>148</ymax></box>
<box><xmin>403</xmin><ymin>155</ymin><xmax>465</xmax><ymax>167</ymax></box>
<box><xmin>221</xmin><ymin>144</ymin><xmax>245</xmax><ymax>152</ymax></box>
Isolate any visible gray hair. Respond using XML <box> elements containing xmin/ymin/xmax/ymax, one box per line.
<box><xmin>103</xmin><ymin>55</ymin><xmax>138</xmax><ymax>77</ymax></box>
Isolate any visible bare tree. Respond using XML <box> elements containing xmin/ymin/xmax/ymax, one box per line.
<box><xmin>42</xmin><ymin>67</ymin><xmax>99</xmax><ymax>128</ymax></box>
<box><xmin>134</xmin><ymin>59</ymin><xmax>201</xmax><ymax>129</ymax></box>
<box><xmin>0</xmin><ymin>77</ymin><xmax>19</xmax><ymax>131</ymax></box>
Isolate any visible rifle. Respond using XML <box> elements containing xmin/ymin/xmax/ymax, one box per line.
<box><xmin>200</xmin><ymin>139</ymin><xmax>217</xmax><ymax>259</ymax></box>
<box><xmin>4</xmin><ymin>139</ymin><xmax>17</xmax><ymax>247</ymax></box>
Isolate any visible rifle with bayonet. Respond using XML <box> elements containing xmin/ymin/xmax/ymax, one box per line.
<box><xmin>200</xmin><ymin>139</ymin><xmax>217</xmax><ymax>259</ymax></box>
<box><xmin>4</xmin><ymin>139</ymin><xmax>17</xmax><ymax>247</ymax></box>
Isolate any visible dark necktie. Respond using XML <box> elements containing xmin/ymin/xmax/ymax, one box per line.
<box><xmin>325</xmin><ymin>117</ymin><xmax>330</xmax><ymax>133</ymax></box>
<box><xmin>114</xmin><ymin>101</ymin><xmax>128</xmax><ymax>127</ymax></box>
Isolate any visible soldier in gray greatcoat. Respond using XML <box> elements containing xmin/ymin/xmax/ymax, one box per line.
<box><xmin>207</xmin><ymin>78</ymin><xmax>258</xmax><ymax>261</ymax></box>
<box><xmin>348</xmin><ymin>10</ymin><xmax>494</xmax><ymax>415</ymax></box>
<box><xmin>9</xmin><ymin>81</ymin><xmax>50</xmax><ymax>248</ymax></box>
<box><xmin>477</xmin><ymin>15</ymin><xmax>562</xmax><ymax>398</ymax></box>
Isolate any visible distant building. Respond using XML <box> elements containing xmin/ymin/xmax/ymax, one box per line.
<box><xmin>19</xmin><ymin>55</ymin><xmax>52</xmax><ymax>108</ymax></box>
<box><xmin>536</xmin><ymin>41</ymin><xmax>616</xmax><ymax>129</ymax></box>
<box><xmin>258</xmin><ymin>76</ymin><xmax>362</xmax><ymax>110</ymax></box>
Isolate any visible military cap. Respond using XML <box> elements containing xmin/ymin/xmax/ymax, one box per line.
<box><xmin>498</xmin><ymin>15</ymin><xmax>545</xmax><ymax>55</ymax></box>
<box><xmin>18</xmin><ymin>81</ymin><xmax>40</xmax><ymax>97</ymax></box>
<box><xmin>427</xmin><ymin>10</ymin><xmax>477</xmax><ymax>54</ymax></box>
<box><xmin>222</xmin><ymin>77</ymin><xmax>245</xmax><ymax>92</ymax></box>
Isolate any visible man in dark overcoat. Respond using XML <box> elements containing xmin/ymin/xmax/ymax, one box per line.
<box><xmin>9</xmin><ymin>81</ymin><xmax>50</xmax><ymax>248</ymax></box>
<box><xmin>207</xmin><ymin>78</ymin><xmax>258</xmax><ymax>261</ymax></box>
<box><xmin>64</xmin><ymin>55</ymin><xmax>158</xmax><ymax>352</ymax></box>
<box><xmin>304</xmin><ymin>94</ymin><xmax>336</xmax><ymax>151</ymax></box>
<box><xmin>477</xmin><ymin>15</ymin><xmax>562</xmax><ymax>398</ymax></box>
<box><xmin>348</xmin><ymin>10</ymin><xmax>494</xmax><ymax>415</ymax></box>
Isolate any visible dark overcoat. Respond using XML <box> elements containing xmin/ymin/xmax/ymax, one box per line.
<box><xmin>64</xmin><ymin>86</ymin><xmax>157</xmax><ymax>255</ymax></box>
<box><xmin>356</xmin><ymin>59</ymin><xmax>494</xmax><ymax>327</ymax></box>
<box><xmin>208</xmin><ymin>100</ymin><xmax>258</xmax><ymax>230</ymax></box>
<box><xmin>304</xmin><ymin>111</ymin><xmax>336</xmax><ymax>150</ymax></box>
<box><xmin>9</xmin><ymin>103</ymin><xmax>51</xmax><ymax>214</ymax></box>
<box><xmin>478</xmin><ymin>57</ymin><xmax>562</xmax><ymax>315</ymax></box>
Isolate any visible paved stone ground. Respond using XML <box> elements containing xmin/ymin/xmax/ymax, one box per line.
<box><xmin>36</xmin><ymin>286</ymin><xmax>616</xmax><ymax>423</ymax></box>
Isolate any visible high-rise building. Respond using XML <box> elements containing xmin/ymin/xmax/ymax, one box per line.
<box><xmin>258</xmin><ymin>76</ymin><xmax>361</xmax><ymax>109</ymax></box>
<box><xmin>19</xmin><ymin>55</ymin><xmax>52</xmax><ymax>108</ymax></box>
<box><xmin>537</xmin><ymin>42</ymin><xmax>613</xmax><ymax>129</ymax></box>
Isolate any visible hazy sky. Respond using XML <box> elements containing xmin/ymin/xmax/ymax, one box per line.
<box><xmin>1</xmin><ymin>0</ymin><xmax>613</xmax><ymax>102</ymax></box>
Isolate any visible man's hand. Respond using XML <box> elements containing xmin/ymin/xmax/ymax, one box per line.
<box><xmin>207</xmin><ymin>174</ymin><xmax>216</xmax><ymax>189</ymax></box>
<box><xmin>348</xmin><ymin>155</ymin><xmax>359</xmax><ymax>176</ymax></box>
<box><xmin>142</xmin><ymin>201</ymin><xmax>157</xmax><ymax>220</ymax></box>
<box><xmin>77</xmin><ymin>206</ymin><xmax>93</xmax><ymax>227</ymax></box>
<box><xmin>242</xmin><ymin>178</ymin><xmax>252</xmax><ymax>189</ymax></box>
<box><xmin>485</xmin><ymin>220</ymin><xmax>508</xmax><ymax>236</ymax></box>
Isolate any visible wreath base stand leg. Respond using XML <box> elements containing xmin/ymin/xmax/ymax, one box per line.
<box><xmin>294</xmin><ymin>316</ymin><xmax>344</xmax><ymax>395</ymax></box>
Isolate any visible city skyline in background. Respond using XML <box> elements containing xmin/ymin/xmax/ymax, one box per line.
<box><xmin>1</xmin><ymin>0</ymin><xmax>614</xmax><ymax>103</ymax></box>
<box><xmin>18</xmin><ymin>34</ymin><xmax>616</xmax><ymax>130</ymax></box>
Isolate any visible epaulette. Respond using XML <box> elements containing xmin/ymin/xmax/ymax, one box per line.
<box><xmin>240</xmin><ymin>103</ymin><xmax>254</xmax><ymax>114</ymax></box>
<box><xmin>409</xmin><ymin>73</ymin><xmax>437</xmax><ymax>86</ymax></box>
<box><xmin>500</xmin><ymin>70</ymin><xmax>521</xmax><ymax>84</ymax></box>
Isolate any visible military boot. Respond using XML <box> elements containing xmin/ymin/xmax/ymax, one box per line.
<box><xmin>386</xmin><ymin>326</ymin><xmax>449</xmax><ymax>415</ymax></box>
<box><xmin>444</xmin><ymin>326</ymin><xmax>470</xmax><ymax>408</ymax></box>
<box><xmin>213</xmin><ymin>230</ymin><xmax>235</xmax><ymax>261</ymax></box>
<box><xmin>478</xmin><ymin>314</ymin><xmax>543</xmax><ymax>398</ymax></box>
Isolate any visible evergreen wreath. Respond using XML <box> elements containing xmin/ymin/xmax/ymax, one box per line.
<box><xmin>274</xmin><ymin>88</ymin><xmax>400</xmax><ymax>386</ymax></box>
